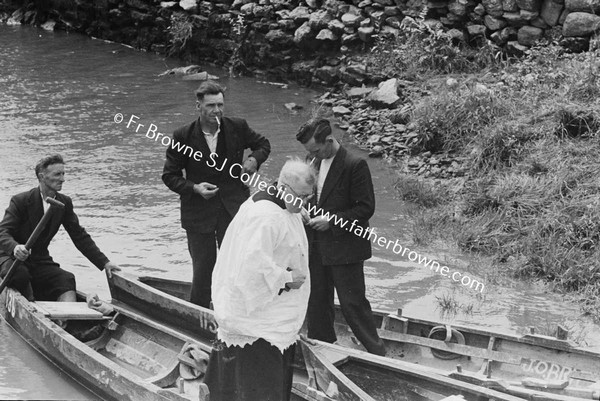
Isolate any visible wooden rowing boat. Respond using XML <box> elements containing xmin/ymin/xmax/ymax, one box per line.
<box><xmin>108</xmin><ymin>272</ymin><xmax>536</xmax><ymax>401</ymax></box>
<box><xmin>0</xmin><ymin>285</ymin><xmax>213</xmax><ymax>401</ymax></box>
<box><xmin>0</xmin><ymin>277</ymin><xmax>520</xmax><ymax>401</ymax></box>
<box><xmin>108</xmin><ymin>273</ymin><xmax>600</xmax><ymax>401</ymax></box>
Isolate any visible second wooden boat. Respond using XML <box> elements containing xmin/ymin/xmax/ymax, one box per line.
<box><xmin>108</xmin><ymin>272</ymin><xmax>600</xmax><ymax>401</ymax></box>
<box><xmin>107</xmin><ymin>272</ymin><xmax>538</xmax><ymax>401</ymax></box>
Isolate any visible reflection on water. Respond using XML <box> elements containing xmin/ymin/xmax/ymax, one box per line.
<box><xmin>0</xmin><ymin>23</ymin><xmax>599</xmax><ymax>397</ymax></box>
<box><xmin>0</xmin><ymin>318</ymin><xmax>98</xmax><ymax>400</ymax></box>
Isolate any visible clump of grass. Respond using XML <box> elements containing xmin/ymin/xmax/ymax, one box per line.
<box><xmin>435</xmin><ymin>292</ymin><xmax>476</xmax><ymax>317</ymax></box>
<box><xmin>395</xmin><ymin>175</ymin><xmax>449</xmax><ymax>208</ymax></box>
<box><xmin>167</xmin><ymin>13</ymin><xmax>195</xmax><ymax>56</ymax></box>
<box><xmin>408</xmin><ymin>86</ymin><xmax>512</xmax><ymax>154</ymax></box>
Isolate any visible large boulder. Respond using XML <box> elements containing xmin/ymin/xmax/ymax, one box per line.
<box><xmin>448</xmin><ymin>1</ymin><xmax>468</xmax><ymax>15</ymax></box>
<box><xmin>520</xmin><ymin>9</ymin><xmax>540</xmax><ymax>19</ymax></box>
<box><xmin>503</xmin><ymin>12</ymin><xmax>528</xmax><ymax>24</ymax></box>
<box><xmin>309</xmin><ymin>10</ymin><xmax>333</xmax><ymax>30</ymax></box>
<box><xmin>516</xmin><ymin>0</ymin><xmax>542</xmax><ymax>10</ymax></box>
<box><xmin>316</xmin><ymin>28</ymin><xmax>338</xmax><ymax>40</ymax></box>
<box><xmin>565</xmin><ymin>0</ymin><xmax>600</xmax><ymax>11</ymax></box>
<box><xmin>358</xmin><ymin>26</ymin><xmax>375</xmax><ymax>42</ymax></box>
<box><xmin>342</xmin><ymin>12</ymin><xmax>362</xmax><ymax>27</ymax></box>
<box><xmin>483</xmin><ymin>0</ymin><xmax>504</xmax><ymax>16</ymax></box>
<box><xmin>541</xmin><ymin>0</ymin><xmax>564</xmax><ymax>25</ymax></box>
<box><xmin>518</xmin><ymin>25</ymin><xmax>543</xmax><ymax>45</ymax></box>
<box><xmin>563</xmin><ymin>12</ymin><xmax>600</xmax><ymax>36</ymax></box>
<box><xmin>179</xmin><ymin>0</ymin><xmax>197</xmax><ymax>11</ymax></box>
<box><xmin>328</xmin><ymin>19</ymin><xmax>346</xmax><ymax>33</ymax></box>
<box><xmin>368</xmin><ymin>78</ymin><xmax>400</xmax><ymax>108</ymax></box>
<box><xmin>289</xmin><ymin>6</ymin><xmax>311</xmax><ymax>24</ymax></box>
<box><xmin>485</xmin><ymin>15</ymin><xmax>508</xmax><ymax>30</ymax></box>
<box><xmin>503</xmin><ymin>0</ymin><xmax>519</xmax><ymax>11</ymax></box>
<box><xmin>294</xmin><ymin>21</ymin><xmax>316</xmax><ymax>47</ymax></box>
<box><xmin>467</xmin><ymin>24</ymin><xmax>487</xmax><ymax>36</ymax></box>
<box><xmin>265</xmin><ymin>29</ymin><xmax>295</xmax><ymax>49</ymax></box>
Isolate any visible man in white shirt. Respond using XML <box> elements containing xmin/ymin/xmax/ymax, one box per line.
<box><xmin>205</xmin><ymin>159</ymin><xmax>316</xmax><ymax>401</ymax></box>
<box><xmin>297</xmin><ymin>118</ymin><xmax>386</xmax><ymax>356</ymax></box>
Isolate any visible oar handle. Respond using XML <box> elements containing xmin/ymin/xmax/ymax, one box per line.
<box><xmin>0</xmin><ymin>197</ymin><xmax>65</xmax><ymax>295</ymax></box>
<box><xmin>23</xmin><ymin>198</ymin><xmax>65</xmax><ymax>250</ymax></box>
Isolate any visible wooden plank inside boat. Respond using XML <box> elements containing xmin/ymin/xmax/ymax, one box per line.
<box><xmin>34</xmin><ymin>302</ymin><xmax>105</xmax><ymax>320</ymax></box>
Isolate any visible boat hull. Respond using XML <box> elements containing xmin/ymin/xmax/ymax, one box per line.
<box><xmin>111</xmin><ymin>273</ymin><xmax>600</xmax><ymax>400</ymax></box>
<box><xmin>109</xmin><ymin>273</ymin><xmax>533</xmax><ymax>401</ymax></box>
<box><xmin>0</xmin><ymin>287</ymin><xmax>200</xmax><ymax>401</ymax></box>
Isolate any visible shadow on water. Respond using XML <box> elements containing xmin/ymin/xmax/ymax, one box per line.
<box><xmin>0</xmin><ymin>24</ymin><xmax>599</xmax><ymax>397</ymax></box>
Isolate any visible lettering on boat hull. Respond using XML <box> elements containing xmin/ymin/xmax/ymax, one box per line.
<box><xmin>521</xmin><ymin>359</ymin><xmax>572</xmax><ymax>381</ymax></box>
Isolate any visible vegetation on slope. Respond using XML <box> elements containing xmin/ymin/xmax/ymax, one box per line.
<box><xmin>368</xmin><ymin>18</ymin><xmax>600</xmax><ymax>320</ymax></box>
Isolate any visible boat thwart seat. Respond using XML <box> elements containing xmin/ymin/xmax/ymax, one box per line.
<box><xmin>33</xmin><ymin>301</ymin><xmax>109</xmax><ymax>320</ymax></box>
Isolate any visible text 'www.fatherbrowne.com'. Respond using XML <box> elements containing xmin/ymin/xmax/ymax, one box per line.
<box><xmin>114</xmin><ymin>112</ymin><xmax>485</xmax><ymax>293</ymax></box>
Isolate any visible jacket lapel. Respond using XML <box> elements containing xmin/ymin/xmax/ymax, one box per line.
<box><xmin>221</xmin><ymin>118</ymin><xmax>237</xmax><ymax>161</ymax></box>
<box><xmin>191</xmin><ymin>118</ymin><xmax>211</xmax><ymax>157</ymax></box>
<box><xmin>318</xmin><ymin>146</ymin><xmax>346</xmax><ymax>207</ymax></box>
<box><xmin>28</xmin><ymin>187</ymin><xmax>44</xmax><ymax>230</ymax></box>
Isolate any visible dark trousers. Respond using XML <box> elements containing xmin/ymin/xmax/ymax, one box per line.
<box><xmin>306</xmin><ymin>248</ymin><xmax>386</xmax><ymax>356</ymax></box>
<box><xmin>186</xmin><ymin>208</ymin><xmax>231</xmax><ymax>308</ymax></box>
<box><xmin>0</xmin><ymin>256</ymin><xmax>75</xmax><ymax>301</ymax></box>
<box><xmin>204</xmin><ymin>338</ymin><xmax>295</xmax><ymax>401</ymax></box>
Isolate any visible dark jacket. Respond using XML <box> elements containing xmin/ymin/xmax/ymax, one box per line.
<box><xmin>308</xmin><ymin>146</ymin><xmax>374</xmax><ymax>265</ymax></box>
<box><xmin>162</xmin><ymin>116</ymin><xmax>270</xmax><ymax>232</ymax></box>
<box><xmin>0</xmin><ymin>187</ymin><xmax>109</xmax><ymax>269</ymax></box>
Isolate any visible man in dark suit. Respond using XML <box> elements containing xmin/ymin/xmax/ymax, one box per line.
<box><xmin>162</xmin><ymin>81</ymin><xmax>271</xmax><ymax>308</ymax></box>
<box><xmin>0</xmin><ymin>154</ymin><xmax>121</xmax><ymax>302</ymax></box>
<box><xmin>297</xmin><ymin>119</ymin><xmax>386</xmax><ymax>356</ymax></box>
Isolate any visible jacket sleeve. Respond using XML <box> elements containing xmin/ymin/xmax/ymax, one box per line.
<box><xmin>161</xmin><ymin>128</ymin><xmax>197</xmax><ymax>196</ymax></box>
<box><xmin>241</xmin><ymin>120</ymin><xmax>271</xmax><ymax>167</ymax></box>
<box><xmin>62</xmin><ymin>198</ymin><xmax>109</xmax><ymax>270</ymax></box>
<box><xmin>0</xmin><ymin>197</ymin><xmax>22</xmax><ymax>256</ymax></box>
<box><xmin>330</xmin><ymin>158</ymin><xmax>375</xmax><ymax>237</ymax></box>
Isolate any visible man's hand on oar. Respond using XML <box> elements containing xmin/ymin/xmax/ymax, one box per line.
<box><xmin>13</xmin><ymin>244</ymin><xmax>31</xmax><ymax>261</ymax></box>
<box><xmin>0</xmin><ymin>197</ymin><xmax>65</xmax><ymax>295</ymax></box>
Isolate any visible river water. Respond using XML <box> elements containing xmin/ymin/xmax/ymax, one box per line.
<box><xmin>1</xmin><ymin>24</ymin><xmax>599</xmax><ymax>399</ymax></box>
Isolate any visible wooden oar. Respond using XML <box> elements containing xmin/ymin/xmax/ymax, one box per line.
<box><xmin>0</xmin><ymin>197</ymin><xmax>65</xmax><ymax>295</ymax></box>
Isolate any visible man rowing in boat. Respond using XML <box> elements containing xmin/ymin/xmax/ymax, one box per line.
<box><xmin>0</xmin><ymin>154</ymin><xmax>120</xmax><ymax>302</ymax></box>
<box><xmin>205</xmin><ymin>159</ymin><xmax>315</xmax><ymax>401</ymax></box>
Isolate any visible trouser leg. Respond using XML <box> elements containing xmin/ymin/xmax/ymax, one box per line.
<box><xmin>187</xmin><ymin>230</ymin><xmax>217</xmax><ymax>308</ymax></box>
<box><xmin>0</xmin><ymin>256</ymin><xmax>33</xmax><ymax>300</ymax></box>
<box><xmin>306</xmin><ymin>248</ymin><xmax>337</xmax><ymax>343</ymax></box>
<box><xmin>331</xmin><ymin>262</ymin><xmax>387</xmax><ymax>356</ymax></box>
<box><xmin>187</xmin><ymin>207</ymin><xmax>232</xmax><ymax>309</ymax></box>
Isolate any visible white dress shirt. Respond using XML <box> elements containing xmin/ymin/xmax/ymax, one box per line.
<box><xmin>317</xmin><ymin>155</ymin><xmax>334</xmax><ymax>202</ymax></box>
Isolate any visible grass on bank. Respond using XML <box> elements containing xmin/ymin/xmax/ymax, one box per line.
<box><xmin>376</xmin><ymin>24</ymin><xmax>600</xmax><ymax>320</ymax></box>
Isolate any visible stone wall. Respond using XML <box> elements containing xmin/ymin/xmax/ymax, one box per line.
<box><xmin>1</xmin><ymin>0</ymin><xmax>599</xmax><ymax>85</ymax></box>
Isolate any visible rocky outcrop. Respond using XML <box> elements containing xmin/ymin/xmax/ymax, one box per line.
<box><xmin>1</xmin><ymin>0</ymin><xmax>598</xmax><ymax>88</ymax></box>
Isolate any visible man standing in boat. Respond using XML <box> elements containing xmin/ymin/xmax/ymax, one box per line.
<box><xmin>162</xmin><ymin>80</ymin><xmax>271</xmax><ymax>308</ymax></box>
<box><xmin>297</xmin><ymin>118</ymin><xmax>387</xmax><ymax>356</ymax></box>
<box><xmin>0</xmin><ymin>154</ymin><xmax>121</xmax><ymax>302</ymax></box>
<box><xmin>206</xmin><ymin>159</ymin><xmax>314</xmax><ymax>401</ymax></box>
